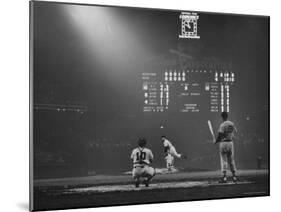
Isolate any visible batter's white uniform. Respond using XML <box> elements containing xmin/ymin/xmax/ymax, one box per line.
<box><xmin>130</xmin><ymin>147</ymin><xmax>155</xmax><ymax>179</ymax></box>
<box><xmin>218</xmin><ymin>120</ymin><xmax>237</xmax><ymax>173</ymax></box>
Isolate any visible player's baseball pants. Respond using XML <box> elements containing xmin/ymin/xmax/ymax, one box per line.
<box><xmin>219</xmin><ymin>141</ymin><xmax>236</xmax><ymax>173</ymax></box>
<box><xmin>165</xmin><ymin>154</ymin><xmax>174</xmax><ymax>169</ymax></box>
<box><xmin>132</xmin><ymin>165</ymin><xmax>156</xmax><ymax>179</ymax></box>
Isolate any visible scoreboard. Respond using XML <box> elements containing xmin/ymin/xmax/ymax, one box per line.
<box><xmin>142</xmin><ymin>69</ymin><xmax>235</xmax><ymax>113</ymax></box>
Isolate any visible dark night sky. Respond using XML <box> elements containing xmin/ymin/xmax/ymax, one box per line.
<box><xmin>33</xmin><ymin>2</ymin><xmax>269</xmax><ymax>115</ymax></box>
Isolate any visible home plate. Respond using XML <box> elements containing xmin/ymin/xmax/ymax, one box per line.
<box><xmin>63</xmin><ymin>180</ymin><xmax>252</xmax><ymax>194</ymax></box>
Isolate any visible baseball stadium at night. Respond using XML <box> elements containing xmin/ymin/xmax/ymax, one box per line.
<box><xmin>30</xmin><ymin>1</ymin><xmax>269</xmax><ymax>211</ymax></box>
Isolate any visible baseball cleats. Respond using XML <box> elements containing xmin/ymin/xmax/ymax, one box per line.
<box><xmin>144</xmin><ymin>180</ymin><xmax>149</xmax><ymax>187</ymax></box>
<box><xmin>135</xmin><ymin>180</ymin><xmax>140</xmax><ymax>188</ymax></box>
<box><xmin>232</xmin><ymin>176</ymin><xmax>238</xmax><ymax>183</ymax></box>
<box><xmin>143</xmin><ymin>177</ymin><xmax>151</xmax><ymax>187</ymax></box>
<box><xmin>218</xmin><ymin>176</ymin><xmax>227</xmax><ymax>183</ymax></box>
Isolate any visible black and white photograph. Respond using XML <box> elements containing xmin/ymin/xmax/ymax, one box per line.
<box><xmin>30</xmin><ymin>1</ymin><xmax>269</xmax><ymax>211</ymax></box>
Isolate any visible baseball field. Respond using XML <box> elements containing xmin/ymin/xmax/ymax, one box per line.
<box><xmin>33</xmin><ymin>169</ymin><xmax>269</xmax><ymax>211</ymax></box>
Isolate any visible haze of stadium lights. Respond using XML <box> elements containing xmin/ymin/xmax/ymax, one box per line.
<box><xmin>63</xmin><ymin>5</ymin><xmax>148</xmax><ymax>76</ymax></box>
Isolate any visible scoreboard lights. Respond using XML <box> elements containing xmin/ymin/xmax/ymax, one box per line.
<box><xmin>142</xmin><ymin>69</ymin><xmax>235</xmax><ymax>113</ymax></box>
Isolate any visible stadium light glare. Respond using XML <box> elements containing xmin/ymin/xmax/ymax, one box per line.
<box><xmin>63</xmin><ymin>5</ymin><xmax>149</xmax><ymax>77</ymax></box>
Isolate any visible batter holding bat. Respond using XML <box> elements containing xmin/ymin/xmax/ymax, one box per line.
<box><xmin>209</xmin><ymin>112</ymin><xmax>238</xmax><ymax>183</ymax></box>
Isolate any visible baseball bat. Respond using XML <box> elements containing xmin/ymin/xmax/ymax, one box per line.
<box><xmin>207</xmin><ymin>120</ymin><xmax>216</xmax><ymax>143</ymax></box>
